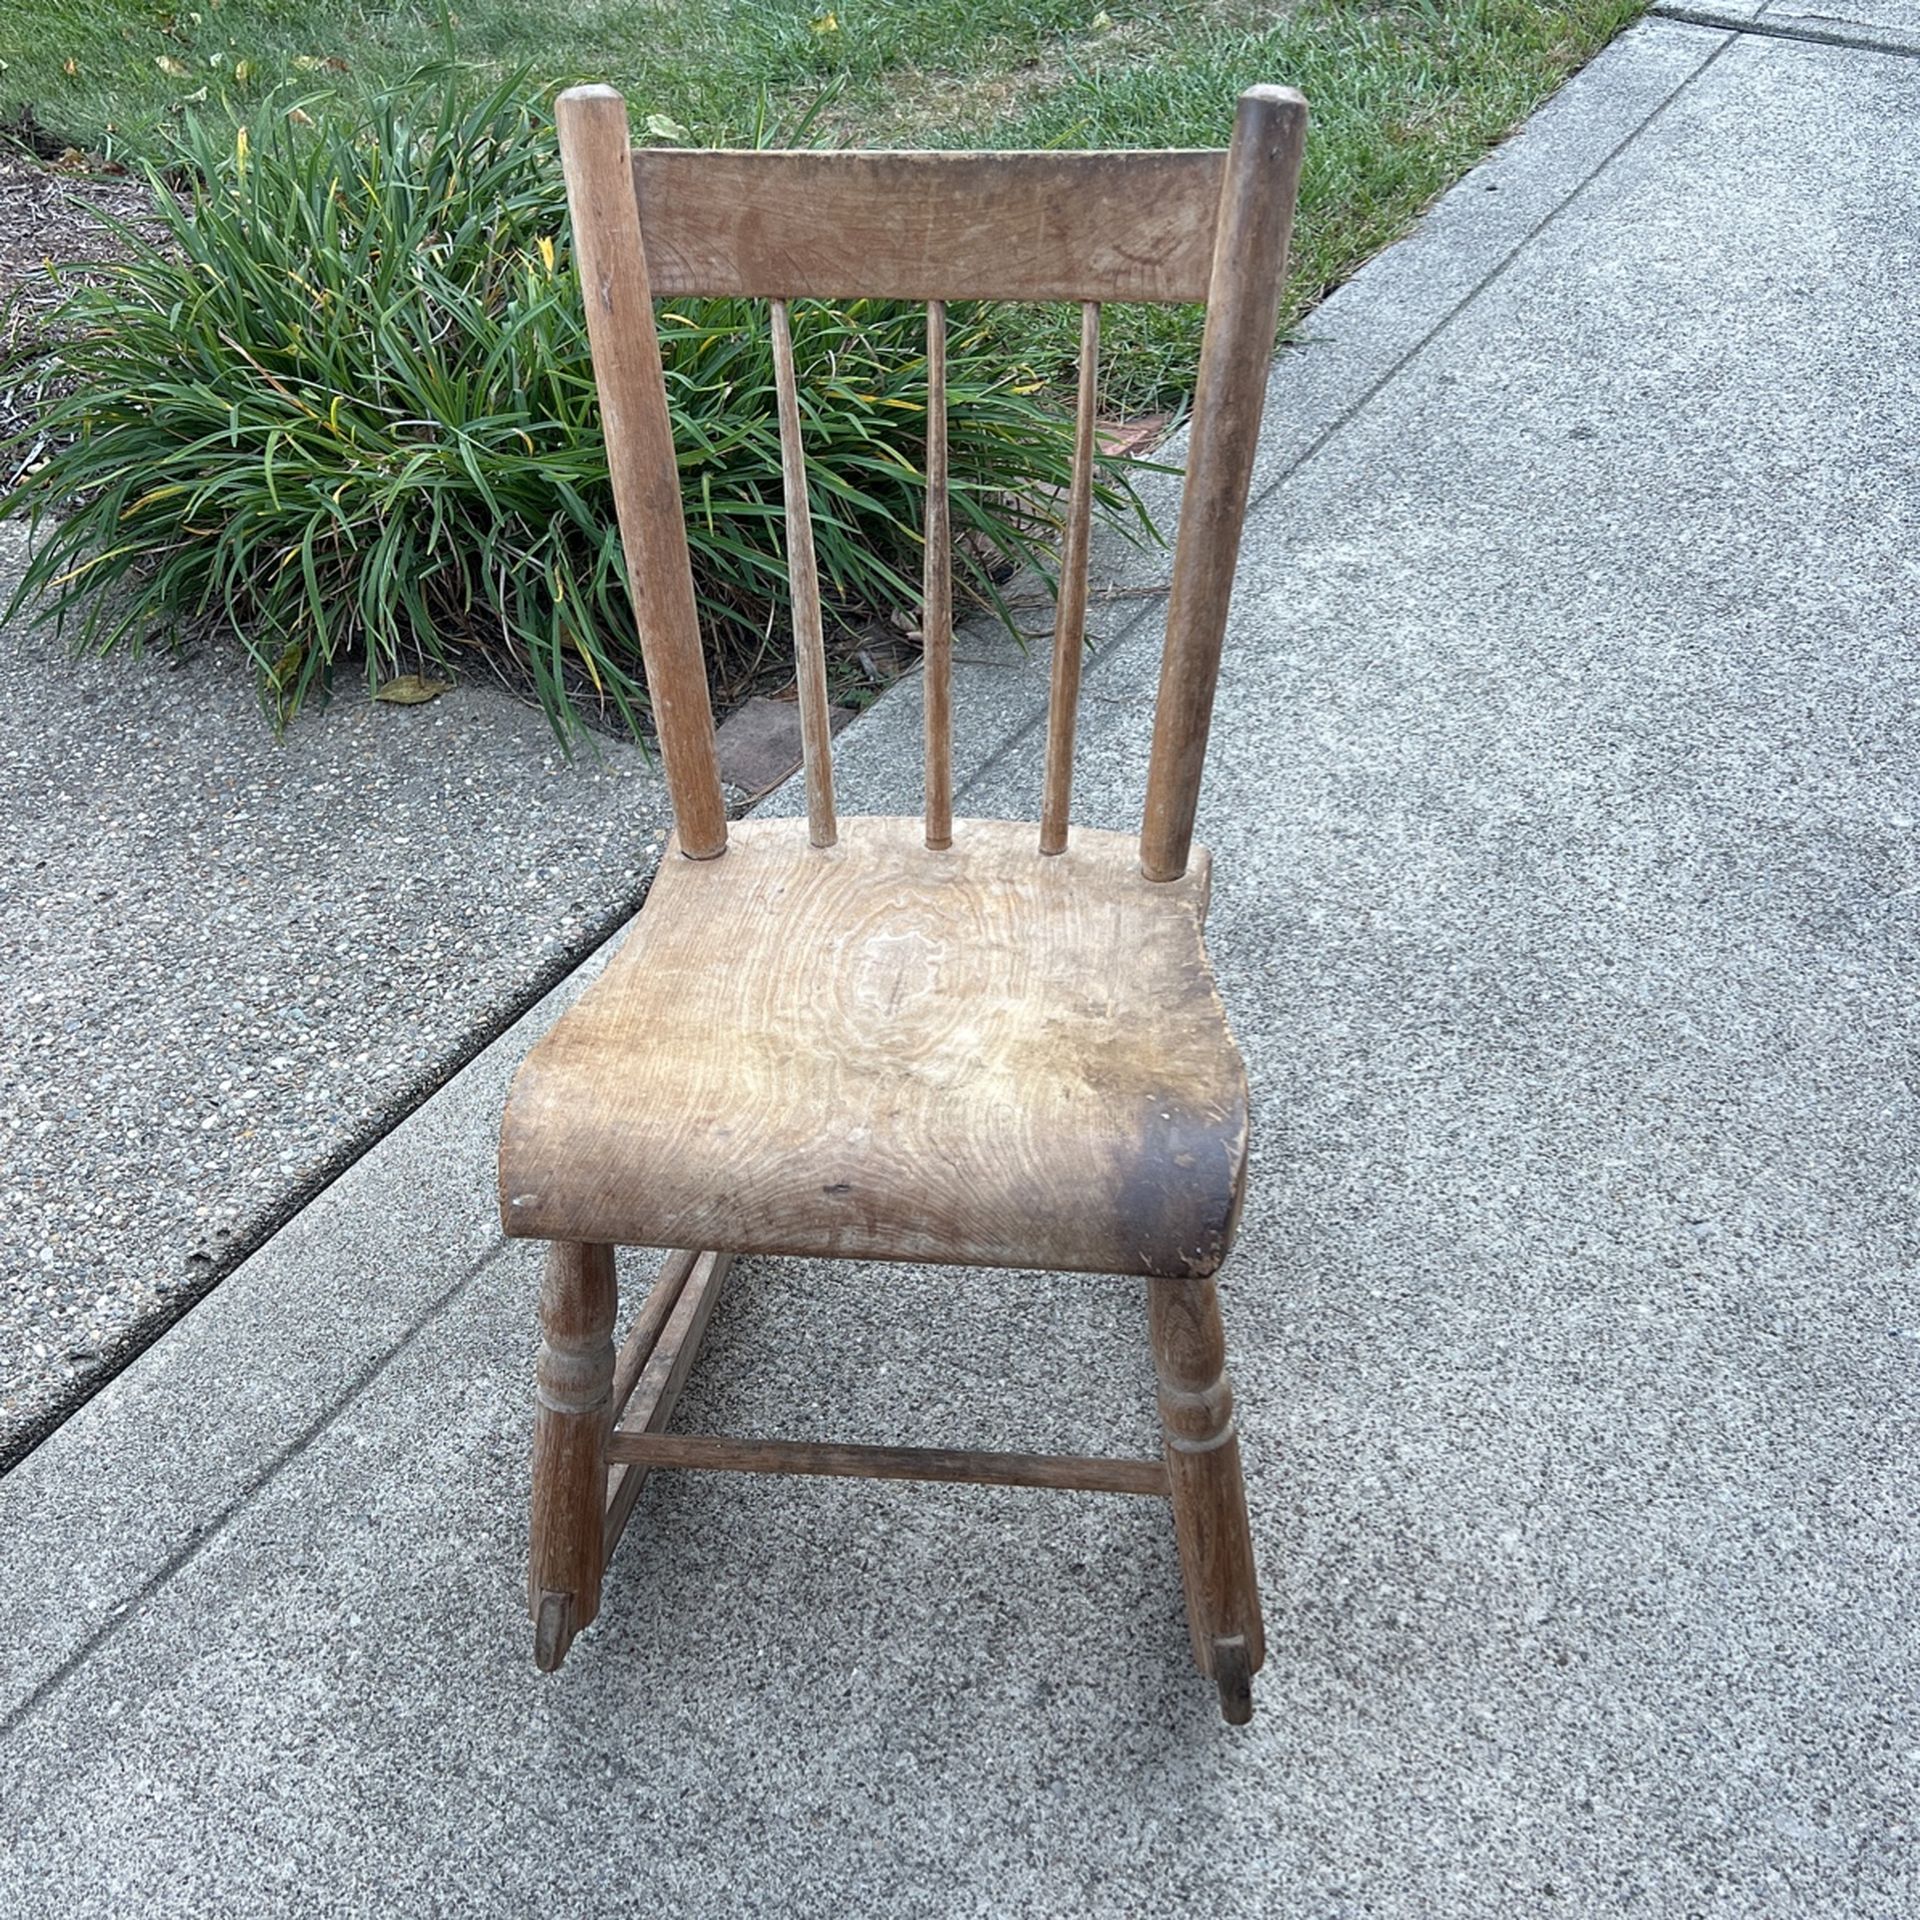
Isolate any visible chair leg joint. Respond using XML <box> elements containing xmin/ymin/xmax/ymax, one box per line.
<box><xmin>533</xmin><ymin>1589</ymin><xmax>577</xmax><ymax>1672</ymax></box>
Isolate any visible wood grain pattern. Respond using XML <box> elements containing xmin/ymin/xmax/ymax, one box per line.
<box><xmin>500</xmin><ymin>815</ymin><xmax>1247</xmax><ymax>1277</ymax></box>
<box><xmin>1149</xmin><ymin>1272</ymin><xmax>1265</xmax><ymax>1723</ymax></box>
<box><xmin>922</xmin><ymin>302</ymin><xmax>953</xmax><ymax>850</ymax></box>
<box><xmin>629</xmin><ymin>149</ymin><xmax>1228</xmax><ymax>302</ymax></box>
<box><xmin>1039</xmin><ymin>300</ymin><xmax>1102</xmax><ymax>856</ymax></box>
<box><xmin>603</xmin><ymin>1250</ymin><xmax>734</xmax><ymax>1562</ymax></box>
<box><xmin>605</xmin><ymin>1432</ymin><xmax>1170</xmax><ymax>1496</ymax></box>
<box><xmin>527</xmin><ymin>1239</ymin><xmax>616</xmax><ymax>1670</ymax></box>
<box><xmin>556</xmin><ymin>87</ymin><xmax>727</xmax><ymax>859</ymax></box>
<box><xmin>1141</xmin><ymin>85</ymin><xmax>1308</xmax><ymax>882</ymax></box>
<box><xmin>770</xmin><ymin>299</ymin><xmax>838</xmax><ymax>849</ymax></box>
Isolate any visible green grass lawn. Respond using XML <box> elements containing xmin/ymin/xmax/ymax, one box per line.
<box><xmin>2</xmin><ymin>2</ymin><xmax>1648</xmax><ymax>735</ymax></box>
<box><xmin>6</xmin><ymin>1</ymin><xmax>1645</xmax><ymax>406</ymax></box>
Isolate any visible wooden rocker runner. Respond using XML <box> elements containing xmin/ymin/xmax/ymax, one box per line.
<box><xmin>500</xmin><ymin>83</ymin><xmax>1308</xmax><ymax>1723</ymax></box>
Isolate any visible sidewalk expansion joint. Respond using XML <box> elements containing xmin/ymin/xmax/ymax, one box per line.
<box><xmin>0</xmin><ymin>859</ymin><xmax>662</xmax><ymax>1481</ymax></box>
<box><xmin>0</xmin><ymin>1234</ymin><xmax>514</xmax><ymax>1740</ymax></box>
<box><xmin>1652</xmin><ymin>7</ymin><xmax>1920</xmax><ymax>58</ymax></box>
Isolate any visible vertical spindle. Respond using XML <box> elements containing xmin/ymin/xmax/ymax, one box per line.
<box><xmin>922</xmin><ymin>300</ymin><xmax>953</xmax><ymax>850</ymax></box>
<box><xmin>769</xmin><ymin>298</ymin><xmax>838</xmax><ymax>849</ymax></box>
<box><xmin>1039</xmin><ymin>301</ymin><xmax>1102</xmax><ymax>855</ymax></box>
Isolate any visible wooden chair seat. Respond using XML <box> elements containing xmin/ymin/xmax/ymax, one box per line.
<box><xmin>500</xmin><ymin>814</ymin><xmax>1248</xmax><ymax>1278</ymax></box>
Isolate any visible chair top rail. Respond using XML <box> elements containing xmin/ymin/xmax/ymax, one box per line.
<box><xmin>628</xmin><ymin>147</ymin><xmax>1229</xmax><ymax>303</ymax></box>
<box><xmin>553</xmin><ymin>82</ymin><xmax>1307</xmax><ymax>876</ymax></box>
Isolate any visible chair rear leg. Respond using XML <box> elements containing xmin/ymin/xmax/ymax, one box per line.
<box><xmin>1148</xmin><ymin>1272</ymin><xmax>1265</xmax><ymax>1724</ymax></box>
<box><xmin>528</xmin><ymin>1240</ymin><xmax>616</xmax><ymax>1671</ymax></box>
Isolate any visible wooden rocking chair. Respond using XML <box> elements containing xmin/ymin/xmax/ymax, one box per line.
<box><xmin>499</xmin><ymin>83</ymin><xmax>1307</xmax><ymax>1723</ymax></box>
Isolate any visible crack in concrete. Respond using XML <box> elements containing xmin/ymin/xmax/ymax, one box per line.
<box><xmin>1653</xmin><ymin>6</ymin><xmax>1920</xmax><ymax>58</ymax></box>
<box><xmin>0</xmin><ymin>1235</ymin><xmax>515</xmax><ymax>1738</ymax></box>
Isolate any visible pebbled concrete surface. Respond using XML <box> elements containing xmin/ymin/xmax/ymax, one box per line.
<box><xmin>0</xmin><ymin>534</ymin><xmax>672</xmax><ymax>1465</ymax></box>
<box><xmin>0</xmin><ymin>17</ymin><xmax>1915</xmax><ymax>1918</ymax></box>
<box><xmin>1762</xmin><ymin>1</ymin><xmax>1920</xmax><ymax>52</ymax></box>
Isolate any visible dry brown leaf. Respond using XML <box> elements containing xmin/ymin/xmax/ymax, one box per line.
<box><xmin>374</xmin><ymin>674</ymin><xmax>454</xmax><ymax>706</ymax></box>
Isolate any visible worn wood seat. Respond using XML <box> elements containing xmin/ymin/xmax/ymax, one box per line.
<box><xmin>501</xmin><ymin>815</ymin><xmax>1247</xmax><ymax>1276</ymax></box>
<box><xmin>504</xmin><ymin>81</ymin><xmax>1307</xmax><ymax>1722</ymax></box>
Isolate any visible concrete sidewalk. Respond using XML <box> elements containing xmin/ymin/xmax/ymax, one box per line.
<box><xmin>2</xmin><ymin>13</ymin><xmax>1915</xmax><ymax>1915</ymax></box>
<box><xmin>0</xmin><ymin>532</ymin><xmax>672</xmax><ymax>1466</ymax></box>
<box><xmin>1653</xmin><ymin>1</ymin><xmax>1920</xmax><ymax>55</ymax></box>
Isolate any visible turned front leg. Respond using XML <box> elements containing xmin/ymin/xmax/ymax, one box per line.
<box><xmin>1149</xmin><ymin>1272</ymin><xmax>1265</xmax><ymax>1723</ymax></box>
<box><xmin>529</xmin><ymin>1240</ymin><xmax>617</xmax><ymax>1671</ymax></box>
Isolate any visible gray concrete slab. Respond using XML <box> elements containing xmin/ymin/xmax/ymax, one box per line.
<box><xmin>2</xmin><ymin>17</ymin><xmax>1916</xmax><ymax>1917</ymax></box>
<box><xmin>1653</xmin><ymin>0</ymin><xmax>1769</xmax><ymax>26</ymax></box>
<box><xmin>1764</xmin><ymin>3</ymin><xmax>1920</xmax><ymax>52</ymax></box>
<box><xmin>0</xmin><ymin>529</ymin><xmax>672</xmax><ymax>1465</ymax></box>
<box><xmin>1656</xmin><ymin>0</ymin><xmax>1920</xmax><ymax>53</ymax></box>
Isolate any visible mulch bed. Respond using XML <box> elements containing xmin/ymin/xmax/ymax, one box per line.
<box><xmin>0</xmin><ymin>114</ymin><xmax>159</xmax><ymax>479</ymax></box>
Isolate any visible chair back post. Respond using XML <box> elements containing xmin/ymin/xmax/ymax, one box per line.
<box><xmin>556</xmin><ymin>85</ymin><xmax>729</xmax><ymax>860</ymax></box>
<box><xmin>1139</xmin><ymin>86</ymin><xmax>1307</xmax><ymax>884</ymax></box>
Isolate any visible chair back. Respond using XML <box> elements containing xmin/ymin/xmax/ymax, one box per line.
<box><xmin>556</xmin><ymin>85</ymin><xmax>1307</xmax><ymax>880</ymax></box>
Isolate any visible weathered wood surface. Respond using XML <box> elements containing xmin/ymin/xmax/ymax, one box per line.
<box><xmin>603</xmin><ymin>1250</ymin><xmax>734</xmax><ymax>1562</ymax></box>
<box><xmin>921</xmin><ymin>301</ymin><xmax>953</xmax><ymax>850</ymax></box>
<box><xmin>1039</xmin><ymin>300</ymin><xmax>1102</xmax><ymax>856</ymax></box>
<box><xmin>556</xmin><ymin>86</ymin><xmax>727</xmax><ymax>859</ymax></box>
<box><xmin>610</xmin><ymin>1248</ymin><xmax>699</xmax><ymax>1423</ymax></box>
<box><xmin>1141</xmin><ymin>84</ymin><xmax>1308</xmax><ymax>883</ymax></box>
<box><xmin>1150</xmin><ymin>1271</ymin><xmax>1266</xmax><ymax>1723</ymax></box>
<box><xmin>528</xmin><ymin>1240</ymin><xmax>617</xmax><ymax>1669</ymax></box>
<box><xmin>629</xmin><ymin>149</ymin><xmax>1229</xmax><ymax>303</ymax></box>
<box><xmin>605</xmin><ymin>1432</ymin><xmax>1171</xmax><ymax>1496</ymax></box>
<box><xmin>501</xmin><ymin>816</ymin><xmax>1247</xmax><ymax>1277</ymax></box>
<box><xmin>770</xmin><ymin>298</ymin><xmax>838</xmax><ymax>849</ymax></box>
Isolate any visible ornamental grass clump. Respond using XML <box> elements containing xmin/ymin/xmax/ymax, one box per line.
<box><xmin>1</xmin><ymin>68</ymin><xmax>1144</xmax><ymax>739</ymax></box>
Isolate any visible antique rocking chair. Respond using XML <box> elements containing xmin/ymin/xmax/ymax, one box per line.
<box><xmin>499</xmin><ymin>83</ymin><xmax>1307</xmax><ymax>1722</ymax></box>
